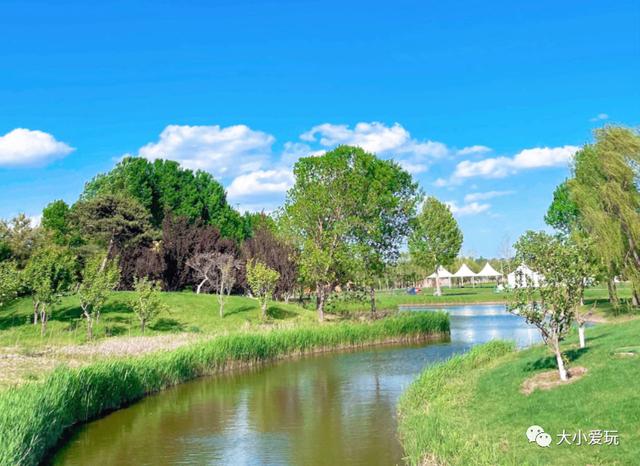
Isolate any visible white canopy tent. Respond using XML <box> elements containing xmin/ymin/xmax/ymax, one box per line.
<box><xmin>476</xmin><ymin>262</ymin><xmax>503</xmax><ymax>281</ymax></box>
<box><xmin>422</xmin><ymin>266</ymin><xmax>453</xmax><ymax>288</ymax></box>
<box><xmin>453</xmin><ymin>263</ymin><xmax>477</xmax><ymax>287</ymax></box>
<box><xmin>507</xmin><ymin>264</ymin><xmax>543</xmax><ymax>288</ymax></box>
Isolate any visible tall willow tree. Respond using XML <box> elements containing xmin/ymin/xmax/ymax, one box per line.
<box><xmin>570</xmin><ymin>126</ymin><xmax>640</xmax><ymax>305</ymax></box>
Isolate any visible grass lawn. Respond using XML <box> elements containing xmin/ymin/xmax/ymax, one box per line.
<box><xmin>0</xmin><ymin>292</ymin><xmax>318</xmax><ymax>348</ymax></box>
<box><xmin>329</xmin><ymin>283</ymin><xmax>632</xmax><ymax>316</ymax></box>
<box><xmin>398</xmin><ymin>317</ymin><xmax>640</xmax><ymax>465</ymax></box>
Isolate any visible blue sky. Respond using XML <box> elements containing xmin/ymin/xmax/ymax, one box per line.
<box><xmin>0</xmin><ymin>0</ymin><xmax>638</xmax><ymax>257</ymax></box>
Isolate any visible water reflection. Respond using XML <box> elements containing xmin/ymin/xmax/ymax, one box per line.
<box><xmin>52</xmin><ymin>304</ymin><xmax>539</xmax><ymax>466</ymax></box>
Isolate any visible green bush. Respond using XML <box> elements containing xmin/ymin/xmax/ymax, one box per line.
<box><xmin>0</xmin><ymin>311</ymin><xmax>448</xmax><ymax>466</ymax></box>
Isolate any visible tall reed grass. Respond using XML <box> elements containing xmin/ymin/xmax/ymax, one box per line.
<box><xmin>397</xmin><ymin>340</ymin><xmax>514</xmax><ymax>466</ymax></box>
<box><xmin>0</xmin><ymin>311</ymin><xmax>448</xmax><ymax>466</ymax></box>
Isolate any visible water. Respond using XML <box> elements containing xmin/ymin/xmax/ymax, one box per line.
<box><xmin>51</xmin><ymin>304</ymin><xmax>540</xmax><ymax>466</ymax></box>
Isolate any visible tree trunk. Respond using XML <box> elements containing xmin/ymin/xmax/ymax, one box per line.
<box><xmin>607</xmin><ymin>279</ymin><xmax>619</xmax><ymax>307</ymax></box>
<box><xmin>219</xmin><ymin>295</ymin><xmax>225</xmax><ymax>318</ymax></box>
<box><xmin>284</xmin><ymin>293</ymin><xmax>290</xmax><ymax>305</ymax></box>
<box><xmin>316</xmin><ymin>284</ymin><xmax>326</xmax><ymax>322</ymax></box>
<box><xmin>33</xmin><ymin>300</ymin><xmax>39</xmax><ymax>325</ymax></box>
<box><xmin>632</xmin><ymin>288</ymin><xmax>640</xmax><ymax>307</ymax></box>
<box><xmin>434</xmin><ymin>269</ymin><xmax>442</xmax><ymax>296</ymax></box>
<box><xmin>578</xmin><ymin>324</ymin><xmax>586</xmax><ymax>349</ymax></box>
<box><xmin>554</xmin><ymin>343</ymin><xmax>568</xmax><ymax>381</ymax></box>
<box><xmin>261</xmin><ymin>300</ymin><xmax>267</xmax><ymax>319</ymax></box>
<box><xmin>40</xmin><ymin>308</ymin><xmax>47</xmax><ymax>336</ymax></box>
<box><xmin>370</xmin><ymin>286</ymin><xmax>376</xmax><ymax>314</ymax></box>
<box><xmin>141</xmin><ymin>320</ymin><xmax>146</xmax><ymax>333</ymax></box>
<box><xmin>196</xmin><ymin>278</ymin><xmax>207</xmax><ymax>294</ymax></box>
<box><xmin>100</xmin><ymin>237</ymin><xmax>115</xmax><ymax>272</ymax></box>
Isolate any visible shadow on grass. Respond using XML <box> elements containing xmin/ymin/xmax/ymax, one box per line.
<box><xmin>223</xmin><ymin>305</ymin><xmax>255</xmax><ymax>317</ymax></box>
<box><xmin>524</xmin><ymin>347</ymin><xmax>590</xmax><ymax>372</ymax></box>
<box><xmin>149</xmin><ymin>318</ymin><xmax>185</xmax><ymax>332</ymax></box>
<box><xmin>267</xmin><ymin>307</ymin><xmax>297</xmax><ymax>320</ymax></box>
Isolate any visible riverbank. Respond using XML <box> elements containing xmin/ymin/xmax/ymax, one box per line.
<box><xmin>0</xmin><ymin>311</ymin><xmax>448</xmax><ymax>466</ymax></box>
<box><xmin>397</xmin><ymin>318</ymin><xmax>640</xmax><ymax>465</ymax></box>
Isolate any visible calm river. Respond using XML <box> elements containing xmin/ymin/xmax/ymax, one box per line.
<box><xmin>51</xmin><ymin>304</ymin><xmax>539</xmax><ymax>466</ymax></box>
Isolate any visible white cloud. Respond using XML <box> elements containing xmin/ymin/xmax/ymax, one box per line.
<box><xmin>0</xmin><ymin>128</ymin><xmax>74</xmax><ymax>167</ymax></box>
<box><xmin>446</xmin><ymin>201</ymin><xmax>491</xmax><ymax>216</ymax></box>
<box><xmin>452</xmin><ymin>145</ymin><xmax>579</xmax><ymax>180</ymax></box>
<box><xmin>227</xmin><ymin>169</ymin><xmax>294</xmax><ymax>199</ymax></box>
<box><xmin>433</xmin><ymin>178</ymin><xmax>448</xmax><ymax>187</ymax></box>
<box><xmin>300</xmin><ymin>121</ymin><xmax>450</xmax><ymax>174</ymax></box>
<box><xmin>464</xmin><ymin>190</ymin><xmax>514</xmax><ymax>202</ymax></box>
<box><xmin>457</xmin><ymin>145</ymin><xmax>492</xmax><ymax>156</ymax></box>
<box><xmin>590</xmin><ymin>113</ymin><xmax>609</xmax><ymax>122</ymax></box>
<box><xmin>132</xmin><ymin>124</ymin><xmax>275</xmax><ymax>177</ymax></box>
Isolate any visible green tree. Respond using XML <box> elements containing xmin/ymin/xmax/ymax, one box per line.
<box><xmin>408</xmin><ymin>197</ymin><xmax>463</xmax><ymax>296</ymax></box>
<box><xmin>78</xmin><ymin>255</ymin><xmax>120</xmax><ymax>339</ymax></box>
<box><xmin>82</xmin><ymin>157</ymin><xmax>247</xmax><ymax>240</ymax></box>
<box><xmin>281</xmin><ymin>146</ymin><xmax>418</xmax><ymax>319</ymax></box>
<box><xmin>0</xmin><ymin>214</ymin><xmax>41</xmax><ymax>267</ymax></box>
<box><xmin>509</xmin><ymin>231</ymin><xmax>585</xmax><ymax>380</ymax></box>
<box><xmin>24</xmin><ymin>246</ymin><xmax>77</xmax><ymax>335</ymax></box>
<box><xmin>545</xmin><ymin>181</ymin><xmax>580</xmax><ymax>235</ymax></box>
<box><xmin>73</xmin><ymin>194</ymin><xmax>151</xmax><ymax>271</ymax></box>
<box><xmin>570</xmin><ymin>126</ymin><xmax>640</xmax><ymax>306</ymax></box>
<box><xmin>42</xmin><ymin>199</ymin><xmax>79</xmax><ymax>245</ymax></box>
<box><xmin>0</xmin><ymin>261</ymin><xmax>20</xmax><ymax>308</ymax></box>
<box><xmin>246</xmin><ymin>260</ymin><xmax>280</xmax><ymax>319</ymax></box>
<box><xmin>130</xmin><ymin>277</ymin><xmax>166</xmax><ymax>332</ymax></box>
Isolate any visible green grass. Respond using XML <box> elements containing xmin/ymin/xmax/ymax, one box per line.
<box><xmin>0</xmin><ymin>292</ymin><xmax>318</xmax><ymax>348</ymax></box>
<box><xmin>328</xmin><ymin>283</ymin><xmax>632</xmax><ymax>315</ymax></box>
<box><xmin>398</xmin><ymin>318</ymin><xmax>640</xmax><ymax>465</ymax></box>
<box><xmin>0</xmin><ymin>311</ymin><xmax>449</xmax><ymax>466</ymax></box>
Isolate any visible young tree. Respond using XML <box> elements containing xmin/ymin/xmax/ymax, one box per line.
<box><xmin>408</xmin><ymin>197</ymin><xmax>463</xmax><ymax>296</ymax></box>
<box><xmin>212</xmin><ymin>253</ymin><xmax>239</xmax><ymax>318</ymax></box>
<box><xmin>24</xmin><ymin>246</ymin><xmax>76</xmax><ymax>335</ymax></box>
<box><xmin>186</xmin><ymin>252</ymin><xmax>218</xmax><ymax>294</ymax></box>
<box><xmin>241</xmin><ymin>222</ymin><xmax>299</xmax><ymax>303</ymax></box>
<box><xmin>73</xmin><ymin>194</ymin><xmax>151</xmax><ymax>271</ymax></box>
<box><xmin>0</xmin><ymin>214</ymin><xmax>41</xmax><ymax>267</ymax></box>
<box><xmin>509</xmin><ymin>231</ymin><xmax>585</xmax><ymax>381</ymax></box>
<box><xmin>0</xmin><ymin>261</ymin><xmax>20</xmax><ymax>308</ymax></box>
<box><xmin>78</xmin><ymin>255</ymin><xmax>120</xmax><ymax>339</ymax></box>
<box><xmin>130</xmin><ymin>277</ymin><xmax>166</xmax><ymax>332</ymax></box>
<box><xmin>246</xmin><ymin>260</ymin><xmax>280</xmax><ymax>319</ymax></box>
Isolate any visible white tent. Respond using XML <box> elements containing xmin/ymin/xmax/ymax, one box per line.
<box><xmin>507</xmin><ymin>264</ymin><xmax>543</xmax><ymax>288</ymax></box>
<box><xmin>477</xmin><ymin>262</ymin><xmax>502</xmax><ymax>280</ymax></box>
<box><xmin>421</xmin><ymin>266</ymin><xmax>453</xmax><ymax>288</ymax></box>
<box><xmin>453</xmin><ymin>263</ymin><xmax>477</xmax><ymax>287</ymax></box>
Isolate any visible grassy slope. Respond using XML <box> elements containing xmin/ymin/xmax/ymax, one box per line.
<box><xmin>0</xmin><ymin>292</ymin><xmax>318</xmax><ymax>348</ymax></box>
<box><xmin>398</xmin><ymin>319</ymin><xmax>640</xmax><ymax>466</ymax></box>
<box><xmin>0</xmin><ymin>312</ymin><xmax>449</xmax><ymax>466</ymax></box>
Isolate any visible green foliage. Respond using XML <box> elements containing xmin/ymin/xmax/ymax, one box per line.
<box><xmin>0</xmin><ymin>311</ymin><xmax>448</xmax><ymax>466</ymax></box>
<box><xmin>570</xmin><ymin>126</ymin><xmax>640</xmax><ymax>301</ymax></box>
<box><xmin>78</xmin><ymin>255</ymin><xmax>120</xmax><ymax>338</ymax></box>
<box><xmin>73</xmin><ymin>194</ymin><xmax>152</xmax><ymax>260</ymax></box>
<box><xmin>130</xmin><ymin>277</ymin><xmax>166</xmax><ymax>332</ymax></box>
<box><xmin>0</xmin><ymin>214</ymin><xmax>41</xmax><ymax>267</ymax></box>
<box><xmin>24</xmin><ymin>245</ymin><xmax>77</xmax><ymax>334</ymax></box>
<box><xmin>0</xmin><ymin>262</ymin><xmax>20</xmax><ymax>308</ymax></box>
<box><xmin>246</xmin><ymin>260</ymin><xmax>280</xmax><ymax>318</ymax></box>
<box><xmin>408</xmin><ymin>197</ymin><xmax>463</xmax><ymax>294</ymax></box>
<box><xmin>81</xmin><ymin>157</ymin><xmax>248</xmax><ymax>241</ymax></box>
<box><xmin>41</xmin><ymin>200</ymin><xmax>79</xmax><ymax>246</ymax></box>
<box><xmin>544</xmin><ymin>180</ymin><xmax>580</xmax><ymax>235</ymax></box>
<box><xmin>282</xmin><ymin>145</ymin><xmax>419</xmax><ymax>317</ymax></box>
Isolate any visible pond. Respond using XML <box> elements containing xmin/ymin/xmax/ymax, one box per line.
<box><xmin>51</xmin><ymin>304</ymin><xmax>540</xmax><ymax>466</ymax></box>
